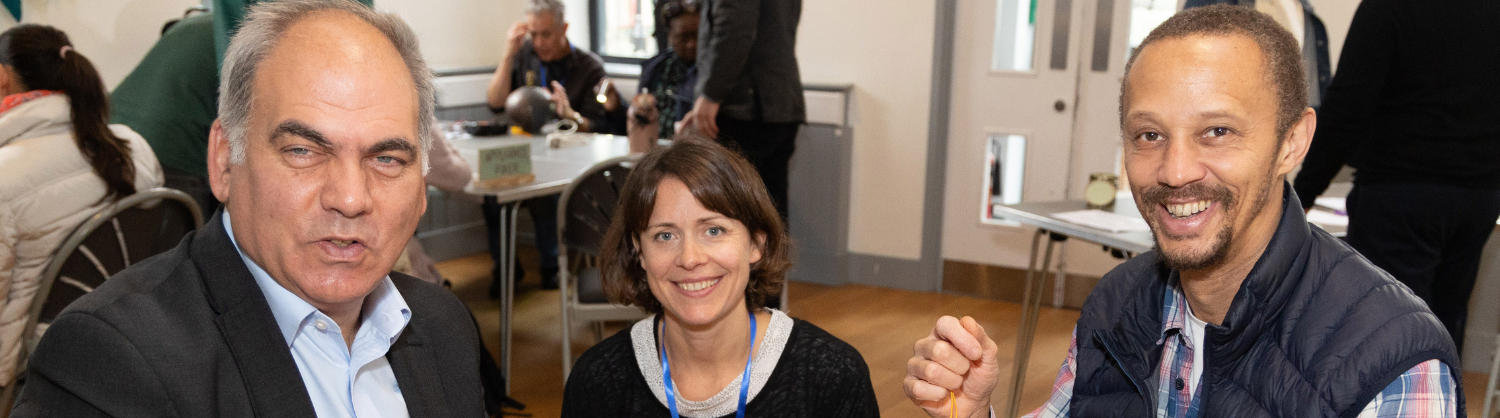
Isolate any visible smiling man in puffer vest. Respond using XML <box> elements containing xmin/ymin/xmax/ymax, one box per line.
<box><xmin>903</xmin><ymin>5</ymin><xmax>1463</xmax><ymax>418</ymax></box>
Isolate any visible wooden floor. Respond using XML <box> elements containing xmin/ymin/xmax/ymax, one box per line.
<box><xmin>442</xmin><ymin>248</ymin><xmax>1493</xmax><ymax>417</ymax></box>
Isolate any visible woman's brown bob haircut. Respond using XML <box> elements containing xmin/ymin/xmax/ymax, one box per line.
<box><xmin>601</xmin><ymin>136</ymin><xmax>790</xmax><ymax>315</ymax></box>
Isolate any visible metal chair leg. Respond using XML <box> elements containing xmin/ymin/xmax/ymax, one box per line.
<box><xmin>500</xmin><ymin>202</ymin><xmax>520</xmax><ymax>396</ymax></box>
<box><xmin>780</xmin><ymin>281</ymin><xmax>790</xmax><ymax>314</ymax></box>
<box><xmin>559</xmin><ymin>252</ymin><xmax>573</xmax><ymax>382</ymax></box>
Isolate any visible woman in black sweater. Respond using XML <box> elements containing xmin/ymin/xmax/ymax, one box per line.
<box><xmin>561</xmin><ymin>137</ymin><xmax>879</xmax><ymax>417</ymax></box>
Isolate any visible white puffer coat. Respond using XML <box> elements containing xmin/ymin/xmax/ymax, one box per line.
<box><xmin>0</xmin><ymin>94</ymin><xmax>163</xmax><ymax>383</ymax></box>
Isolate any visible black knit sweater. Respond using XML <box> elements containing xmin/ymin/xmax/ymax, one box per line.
<box><xmin>561</xmin><ymin>318</ymin><xmax>879</xmax><ymax>417</ymax></box>
<box><xmin>1293</xmin><ymin>0</ymin><xmax>1500</xmax><ymax>206</ymax></box>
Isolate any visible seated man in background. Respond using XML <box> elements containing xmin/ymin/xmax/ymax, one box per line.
<box><xmin>904</xmin><ymin>5</ymin><xmax>1462</xmax><ymax>418</ymax></box>
<box><xmin>627</xmin><ymin>0</ymin><xmax>701</xmax><ymax>144</ymax></box>
<box><xmin>109</xmin><ymin>10</ymin><xmax>219</xmax><ymax>213</ymax></box>
<box><xmin>483</xmin><ymin>0</ymin><xmax>617</xmax><ymax>291</ymax></box>
<box><xmin>485</xmin><ymin>0</ymin><xmax>619</xmax><ymax>135</ymax></box>
<box><xmin>13</xmin><ymin>0</ymin><xmax>485</xmax><ymax>416</ymax></box>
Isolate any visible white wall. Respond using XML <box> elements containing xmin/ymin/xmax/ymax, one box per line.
<box><xmin>380</xmin><ymin>0</ymin><xmax>589</xmax><ymax>72</ymax></box>
<box><xmin>376</xmin><ymin>0</ymin><xmax>518</xmax><ymax>71</ymax></box>
<box><xmin>797</xmin><ymin>0</ymin><xmax>937</xmax><ymax>261</ymax></box>
<box><xmin>0</xmin><ymin>0</ymin><xmax>536</xmax><ymax>90</ymax></box>
<box><xmin>0</xmin><ymin>0</ymin><xmax>200</xmax><ymax>89</ymax></box>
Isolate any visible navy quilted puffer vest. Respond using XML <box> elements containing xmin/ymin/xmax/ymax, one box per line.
<box><xmin>1069</xmin><ymin>183</ymin><xmax>1463</xmax><ymax>417</ymax></box>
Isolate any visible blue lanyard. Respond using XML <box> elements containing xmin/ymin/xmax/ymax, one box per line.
<box><xmin>659</xmin><ymin>310</ymin><xmax>756</xmax><ymax>418</ymax></box>
<box><xmin>537</xmin><ymin>44</ymin><xmax>575</xmax><ymax>87</ymax></box>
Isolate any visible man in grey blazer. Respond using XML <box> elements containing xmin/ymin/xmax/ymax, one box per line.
<box><xmin>682</xmin><ymin>0</ymin><xmax>805</xmax><ymax>219</ymax></box>
<box><xmin>11</xmin><ymin>0</ymin><xmax>485</xmax><ymax>416</ymax></box>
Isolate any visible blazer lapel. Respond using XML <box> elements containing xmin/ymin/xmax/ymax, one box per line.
<box><xmin>388</xmin><ymin>317</ymin><xmax>449</xmax><ymax>418</ymax></box>
<box><xmin>194</xmin><ymin>210</ymin><xmax>318</xmax><ymax>418</ymax></box>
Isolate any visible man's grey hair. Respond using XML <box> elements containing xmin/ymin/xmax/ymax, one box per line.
<box><xmin>526</xmin><ymin>0</ymin><xmax>566</xmax><ymax>23</ymax></box>
<box><xmin>219</xmin><ymin>0</ymin><xmax>434</xmax><ymax>174</ymax></box>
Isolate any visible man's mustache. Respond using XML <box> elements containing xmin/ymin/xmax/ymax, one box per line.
<box><xmin>1138</xmin><ymin>183</ymin><xmax>1236</xmax><ymax>208</ymax></box>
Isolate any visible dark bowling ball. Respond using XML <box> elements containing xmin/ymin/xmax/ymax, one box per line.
<box><xmin>505</xmin><ymin>86</ymin><xmax>556</xmax><ymax>134</ymax></box>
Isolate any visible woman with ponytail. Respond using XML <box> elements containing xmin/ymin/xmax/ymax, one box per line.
<box><xmin>0</xmin><ymin>24</ymin><xmax>163</xmax><ymax>384</ymax></box>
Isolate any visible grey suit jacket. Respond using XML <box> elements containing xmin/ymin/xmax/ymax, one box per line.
<box><xmin>11</xmin><ymin>210</ymin><xmax>485</xmax><ymax>417</ymax></box>
<box><xmin>696</xmin><ymin>0</ymin><xmax>806</xmax><ymax>124</ymax></box>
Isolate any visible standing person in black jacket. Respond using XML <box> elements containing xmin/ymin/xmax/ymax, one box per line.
<box><xmin>904</xmin><ymin>6</ymin><xmax>1462</xmax><ymax>417</ymax></box>
<box><xmin>1291</xmin><ymin>0</ymin><xmax>1500</xmax><ymax>355</ymax></box>
<box><xmin>680</xmin><ymin>0</ymin><xmax>803</xmax><ymax>220</ymax></box>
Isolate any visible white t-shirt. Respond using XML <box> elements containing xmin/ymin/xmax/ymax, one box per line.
<box><xmin>1183</xmin><ymin>302</ymin><xmax>1209</xmax><ymax>399</ymax></box>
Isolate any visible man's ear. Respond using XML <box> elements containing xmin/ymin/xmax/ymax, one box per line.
<box><xmin>207</xmin><ymin>119</ymin><xmax>233</xmax><ymax>205</ymax></box>
<box><xmin>1276</xmin><ymin>107</ymin><xmax>1316</xmax><ymax>176</ymax></box>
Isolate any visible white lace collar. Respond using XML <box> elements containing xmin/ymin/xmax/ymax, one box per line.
<box><xmin>631</xmin><ymin>309</ymin><xmax>794</xmax><ymax>418</ymax></box>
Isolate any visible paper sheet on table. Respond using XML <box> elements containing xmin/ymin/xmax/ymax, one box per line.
<box><xmin>1051</xmin><ymin>210</ymin><xmax>1152</xmax><ymax>233</ymax></box>
<box><xmin>1314</xmin><ymin>196</ymin><xmax>1346</xmax><ymax>213</ymax></box>
<box><xmin>1306</xmin><ymin>208</ymin><xmax>1348</xmax><ymax>227</ymax></box>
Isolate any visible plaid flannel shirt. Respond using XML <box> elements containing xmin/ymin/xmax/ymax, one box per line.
<box><xmin>1021</xmin><ymin>281</ymin><xmax>1457</xmax><ymax>418</ymax></box>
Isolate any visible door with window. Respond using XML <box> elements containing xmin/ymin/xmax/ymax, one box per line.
<box><xmin>940</xmin><ymin>0</ymin><xmax>1175</xmax><ymax>412</ymax></box>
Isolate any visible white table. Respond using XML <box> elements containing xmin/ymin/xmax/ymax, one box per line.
<box><xmin>449</xmin><ymin>133</ymin><xmax>632</xmax><ymax>395</ymax></box>
<box><xmin>989</xmin><ymin>196</ymin><xmax>1347</xmax><ymax>417</ymax></box>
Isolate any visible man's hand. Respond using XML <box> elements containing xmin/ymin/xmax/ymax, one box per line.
<box><xmin>505</xmin><ymin>21</ymin><xmax>528</xmax><ymax>58</ymax></box>
<box><xmin>550</xmin><ymin>81</ymin><xmax>577</xmax><ymax>121</ymax></box>
<box><xmin>550</xmin><ymin>81</ymin><xmax>593</xmax><ymax>132</ymax></box>
<box><xmin>680</xmin><ymin>96</ymin><xmax>721</xmax><ymax>139</ymax></box>
<box><xmin>905</xmin><ymin>315</ymin><xmax>1000</xmax><ymax>418</ymax></box>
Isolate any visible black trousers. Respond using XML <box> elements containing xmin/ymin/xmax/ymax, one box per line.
<box><xmin>482</xmin><ymin>195</ymin><xmax>561</xmax><ymax>287</ymax></box>
<box><xmin>1345</xmin><ymin>181</ymin><xmax>1500</xmax><ymax>354</ymax></box>
<box><xmin>714</xmin><ymin>116</ymin><xmax>797</xmax><ymax>310</ymax></box>
<box><xmin>714</xmin><ymin>115</ymin><xmax>799</xmax><ymax>220</ymax></box>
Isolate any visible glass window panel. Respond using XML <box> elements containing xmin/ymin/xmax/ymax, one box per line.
<box><xmin>1126</xmin><ymin>0</ymin><xmax>1176</xmax><ymax>58</ymax></box>
<box><xmin>984</xmin><ymin>134</ymin><xmax>1028</xmax><ymax>224</ymax></box>
<box><xmin>599</xmin><ymin>0</ymin><xmax>657</xmax><ymax>59</ymax></box>
<box><xmin>991</xmin><ymin>0</ymin><xmax>1038</xmax><ymax>72</ymax></box>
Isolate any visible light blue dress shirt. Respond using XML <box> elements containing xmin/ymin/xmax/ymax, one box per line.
<box><xmin>223</xmin><ymin>213</ymin><xmax>412</xmax><ymax>418</ymax></box>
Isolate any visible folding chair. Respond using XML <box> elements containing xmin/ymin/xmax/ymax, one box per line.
<box><xmin>0</xmin><ymin>188</ymin><xmax>202</xmax><ymax>412</ymax></box>
<box><xmin>558</xmin><ymin>156</ymin><xmax>647</xmax><ymax>381</ymax></box>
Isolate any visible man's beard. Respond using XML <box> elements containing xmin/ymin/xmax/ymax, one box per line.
<box><xmin>1160</xmin><ymin>224</ymin><xmax>1234</xmax><ymax>271</ymax></box>
<box><xmin>1137</xmin><ymin>180</ymin><xmax>1273</xmax><ymax>272</ymax></box>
